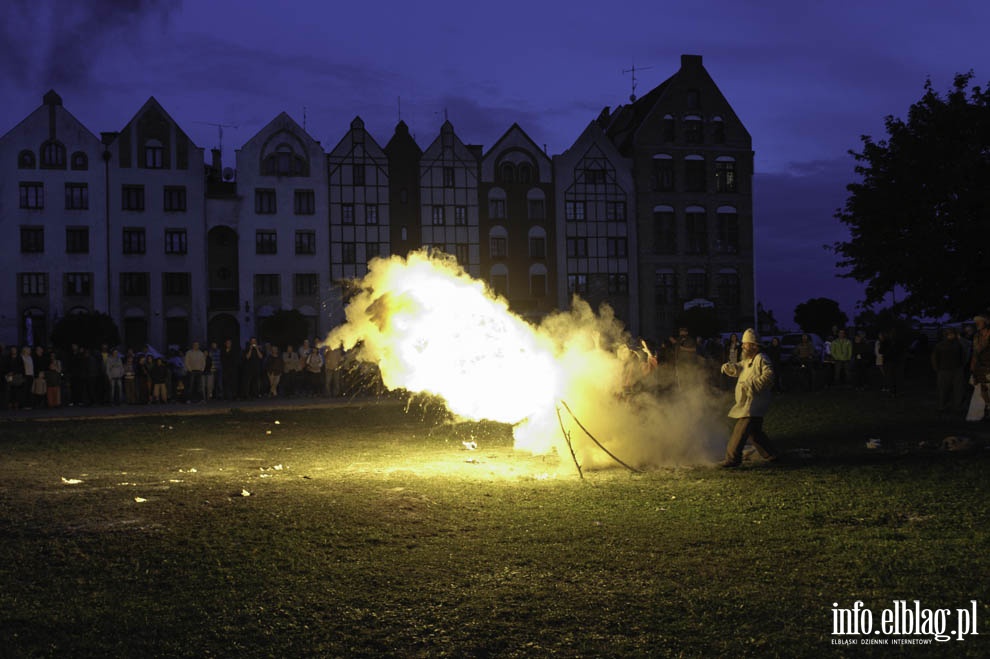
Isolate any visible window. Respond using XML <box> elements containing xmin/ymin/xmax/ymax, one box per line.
<box><xmin>262</xmin><ymin>146</ymin><xmax>307</xmax><ymax>176</ymax></box>
<box><xmin>18</xmin><ymin>150</ymin><xmax>35</xmax><ymax>169</ymax></box>
<box><xmin>490</xmin><ymin>236</ymin><xmax>507</xmax><ymax>259</ymax></box>
<box><xmin>654</xmin><ymin>158</ymin><xmax>674</xmax><ymax>191</ymax></box>
<box><xmin>19</xmin><ymin>182</ymin><xmax>43</xmax><ymax>209</ymax></box>
<box><xmin>294</xmin><ymin>273</ymin><xmax>319</xmax><ymax>296</ymax></box>
<box><xmin>432</xmin><ymin>206</ymin><xmax>445</xmax><ymax>225</ymax></box>
<box><xmin>518</xmin><ymin>163</ymin><xmax>533</xmax><ymax>184</ymax></box>
<box><xmin>66</xmin><ymin>227</ymin><xmax>89</xmax><ymax>254</ymax></box>
<box><xmin>20</xmin><ymin>226</ymin><xmax>44</xmax><ymax>253</ymax></box>
<box><xmin>292</xmin><ymin>189</ymin><xmax>315</xmax><ymax>215</ymax></box>
<box><xmin>662</xmin><ymin>116</ymin><xmax>676</xmax><ymax>142</ymax></box>
<box><xmin>71</xmin><ymin>152</ymin><xmax>88</xmax><ymax>170</ymax></box>
<box><xmin>606</xmin><ymin>237</ymin><xmax>628</xmax><ymax>258</ymax></box>
<box><xmin>655</xmin><ymin>270</ymin><xmax>677</xmax><ymax>305</ymax></box>
<box><xmin>686</xmin><ymin>271</ymin><xmax>707</xmax><ymax>299</ymax></box>
<box><xmin>567</xmin><ymin>274</ymin><xmax>588</xmax><ymax>296</ymax></box>
<box><xmin>65</xmin><ymin>272</ymin><xmax>92</xmax><ymax>296</ymax></box>
<box><xmin>65</xmin><ymin>183</ymin><xmax>89</xmax><ymax>210</ymax></box>
<box><xmin>715</xmin><ymin>161</ymin><xmax>737</xmax><ymax>193</ymax></box>
<box><xmin>365</xmin><ymin>242</ymin><xmax>382</xmax><ymax>261</ymax></box>
<box><xmin>19</xmin><ymin>273</ymin><xmax>48</xmax><ymax>296</ymax></box>
<box><xmin>530</xmin><ymin>236</ymin><xmax>546</xmax><ymax>258</ymax></box>
<box><xmin>531</xmin><ymin>272</ymin><xmax>547</xmax><ymax>297</ymax></box>
<box><xmin>454</xmin><ymin>243</ymin><xmax>469</xmax><ymax>264</ymax></box>
<box><xmin>341</xmin><ymin>243</ymin><xmax>356</xmax><ymax>264</ymax></box>
<box><xmin>163</xmin><ymin>273</ymin><xmax>191</xmax><ymax>296</ymax></box>
<box><xmin>365</xmin><ymin>205</ymin><xmax>379</xmax><ymax>224</ymax></box>
<box><xmin>653</xmin><ymin>210</ymin><xmax>677</xmax><ymax>255</ymax></box>
<box><xmin>686</xmin><ymin>89</ymin><xmax>701</xmax><ymax>110</ymax></box>
<box><xmin>144</xmin><ymin>140</ymin><xmax>164</xmax><ymax>169</ymax></box>
<box><xmin>565</xmin><ymin>201</ymin><xmax>586</xmax><ymax>221</ymax></box>
<box><xmin>254</xmin><ymin>274</ymin><xmax>280</xmax><ymax>296</ymax></box>
<box><xmin>583</xmin><ymin>168</ymin><xmax>606</xmax><ymax>185</ymax></box>
<box><xmin>443</xmin><ymin>167</ymin><xmax>455</xmax><ymax>187</ymax></box>
<box><xmin>164</xmin><ymin>229</ymin><xmax>187</xmax><ymax>254</ymax></box>
<box><xmin>164</xmin><ymin>186</ymin><xmax>187</xmax><ymax>212</ymax></box>
<box><xmin>685</xmin><ymin>159</ymin><xmax>706</xmax><ymax>192</ymax></box>
<box><xmin>295</xmin><ymin>230</ymin><xmax>316</xmax><ymax>255</ymax></box>
<box><xmin>122</xmin><ymin>185</ymin><xmax>145</xmax><ymax>211</ymax></box>
<box><xmin>717</xmin><ymin>211</ymin><xmax>739</xmax><ymax>254</ymax></box>
<box><xmin>488</xmin><ymin>198</ymin><xmax>506</xmax><ymax>219</ymax></box>
<box><xmin>120</xmin><ymin>272</ymin><xmax>149</xmax><ymax>297</ymax></box>
<box><xmin>566</xmin><ymin>237</ymin><xmax>588</xmax><ymax>258</ymax></box>
<box><xmin>686</xmin><ymin>211</ymin><xmax>707</xmax><ymax>254</ymax></box>
<box><xmin>342</xmin><ymin>204</ymin><xmax>354</xmax><ymax>225</ymax></box>
<box><xmin>454</xmin><ymin>206</ymin><xmax>467</xmax><ymax>226</ymax></box>
<box><xmin>500</xmin><ymin>163</ymin><xmax>515</xmax><ymax>183</ymax></box>
<box><xmin>713</xmin><ymin>119</ymin><xmax>726</xmax><ymax>144</ymax></box>
<box><xmin>352</xmin><ymin>164</ymin><xmax>365</xmax><ymax>186</ymax></box>
<box><xmin>717</xmin><ymin>271</ymin><xmax>740</xmax><ymax>306</ymax></box>
<box><xmin>490</xmin><ymin>273</ymin><xmax>508</xmax><ymax>297</ymax></box>
<box><xmin>41</xmin><ymin>141</ymin><xmax>65</xmax><ymax>168</ymax></box>
<box><xmin>685</xmin><ymin>119</ymin><xmax>703</xmax><ymax>145</ymax></box>
<box><xmin>608</xmin><ymin>274</ymin><xmax>629</xmax><ymax>294</ymax></box>
<box><xmin>528</xmin><ymin>199</ymin><xmax>545</xmax><ymax>219</ymax></box>
<box><xmin>122</xmin><ymin>228</ymin><xmax>146</xmax><ymax>254</ymax></box>
<box><xmin>256</xmin><ymin>230</ymin><xmax>277</xmax><ymax>254</ymax></box>
<box><xmin>606</xmin><ymin>201</ymin><xmax>626</xmax><ymax>222</ymax></box>
<box><xmin>255</xmin><ymin>188</ymin><xmax>276</xmax><ymax>214</ymax></box>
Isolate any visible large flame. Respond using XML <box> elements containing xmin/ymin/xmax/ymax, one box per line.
<box><xmin>324</xmin><ymin>250</ymin><xmax>724</xmax><ymax>471</ymax></box>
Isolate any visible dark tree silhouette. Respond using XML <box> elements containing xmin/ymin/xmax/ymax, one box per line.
<box><xmin>793</xmin><ymin>297</ymin><xmax>848</xmax><ymax>337</ymax></box>
<box><xmin>259</xmin><ymin>309</ymin><xmax>311</xmax><ymax>348</ymax></box>
<box><xmin>50</xmin><ymin>311</ymin><xmax>121</xmax><ymax>353</ymax></box>
<box><xmin>834</xmin><ymin>72</ymin><xmax>990</xmax><ymax>318</ymax></box>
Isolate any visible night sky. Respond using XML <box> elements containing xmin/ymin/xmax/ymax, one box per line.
<box><xmin>3</xmin><ymin>0</ymin><xmax>989</xmax><ymax>327</ymax></box>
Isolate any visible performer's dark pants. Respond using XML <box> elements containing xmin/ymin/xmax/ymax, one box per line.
<box><xmin>725</xmin><ymin>416</ymin><xmax>779</xmax><ymax>465</ymax></box>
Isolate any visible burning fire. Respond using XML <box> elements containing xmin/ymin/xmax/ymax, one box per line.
<box><xmin>323</xmin><ymin>250</ymin><xmax>723</xmax><ymax>471</ymax></box>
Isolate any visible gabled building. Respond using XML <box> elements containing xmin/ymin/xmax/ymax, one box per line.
<box><xmin>554</xmin><ymin>121</ymin><xmax>637</xmax><ymax>333</ymax></box>
<box><xmin>104</xmin><ymin>96</ymin><xmax>206</xmax><ymax>351</ymax></box>
<box><xmin>328</xmin><ymin>116</ymin><xmax>390</xmax><ymax>323</ymax></box>
<box><xmin>234</xmin><ymin>112</ymin><xmax>328</xmax><ymax>342</ymax></box>
<box><xmin>384</xmin><ymin>120</ymin><xmax>423</xmax><ymax>258</ymax></box>
<box><xmin>418</xmin><ymin>121</ymin><xmax>480</xmax><ymax>276</ymax></box>
<box><xmin>605</xmin><ymin>54</ymin><xmax>755</xmax><ymax>340</ymax></box>
<box><xmin>0</xmin><ymin>90</ymin><xmax>108</xmax><ymax>346</ymax></box>
<box><xmin>480</xmin><ymin>123</ymin><xmax>556</xmax><ymax>319</ymax></box>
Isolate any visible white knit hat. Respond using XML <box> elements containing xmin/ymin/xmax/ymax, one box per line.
<box><xmin>742</xmin><ymin>328</ymin><xmax>761</xmax><ymax>345</ymax></box>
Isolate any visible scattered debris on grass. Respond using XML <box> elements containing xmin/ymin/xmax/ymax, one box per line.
<box><xmin>61</xmin><ymin>477</ymin><xmax>83</xmax><ymax>485</ymax></box>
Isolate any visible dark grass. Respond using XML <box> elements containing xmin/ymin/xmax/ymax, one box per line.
<box><xmin>1</xmin><ymin>381</ymin><xmax>988</xmax><ymax>658</ymax></box>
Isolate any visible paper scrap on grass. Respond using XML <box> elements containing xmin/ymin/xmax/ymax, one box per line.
<box><xmin>61</xmin><ymin>477</ymin><xmax>83</xmax><ymax>485</ymax></box>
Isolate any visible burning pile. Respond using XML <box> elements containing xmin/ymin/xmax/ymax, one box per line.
<box><xmin>323</xmin><ymin>250</ymin><xmax>723</xmax><ymax>471</ymax></box>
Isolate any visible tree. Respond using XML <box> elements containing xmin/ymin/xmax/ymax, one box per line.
<box><xmin>834</xmin><ymin>72</ymin><xmax>990</xmax><ymax>319</ymax></box>
<box><xmin>793</xmin><ymin>297</ymin><xmax>848</xmax><ymax>337</ymax></box>
<box><xmin>50</xmin><ymin>311</ymin><xmax>121</xmax><ymax>353</ymax></box>
<box><xmin>259</xmin><ymin>309</ymin><xmax>311</xmax><ymax>348</ymax></box>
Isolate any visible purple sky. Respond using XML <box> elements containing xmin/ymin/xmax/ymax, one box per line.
<box><xmin>3</xmin><ymin>0</ymin><xmax>988</xmax><ymax>328</ymax></box>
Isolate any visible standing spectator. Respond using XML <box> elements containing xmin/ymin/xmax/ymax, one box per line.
<box><xmin>765</xmin><ymin>336</ymin><xmax>784</xmax><ymax>393</ymax></box>
<box><xmin>105</xmin><ymin>348</ymin><xmax>125</xmax><ymax>405</ymax></box>
<box><xmin>184</xmin><ymin>341</ymin><xmax>207</xmax><ymax>403</ymax></box>
<box><xmin>282</xmin><ymin>345</ymin><xmax>301</xmax><ymax>397</ymax></box>
<box><xmin>718</xmin><ymin>329</ymin><xmax>780</xmax><ymax>468</ymax></box>
<box><xmin>135</xmin><ymin>354</ymin><xmax>151</xmax><ymax>404</ymax></box>
<box><xmin>265</xmin><ymin>345</ymin><xmax>284</xmax><ymax>397</ymax></box>
<box><xmin>304</xmin><ymin>346</ymin><xmax>324</xmax><ymax>396</ymax></box>
<box><xmin>795</xmin><ymin>334</ymin><xmax>818</xmax><ymax>391</ymax></box>
<box><xmin>324</xmin><ymin>345</ymin><xmax>343</xmax><ymax>397</ymax></box>
<box><xmin>19</xmin><ymin>346</ymin><xmax>36</xmax><ymax>409</ymax></box>
<box><xmin>879</xmin><ymin>328</ymin><xmax>905</xmax><ymax>396</ymax></box>
<box><xmin>243</xmin><ymin>338</ymin><xmax>264</xmax><ymax>398</ymax></box>
<box><xmin>830</xmin><ymin>329</ymin><xmax>853</xmax><ymax>387</ymax></box>
<box><xmin>123</xmin><ymin>353</ymin><xmax>137</xmax><ymax>404</ymax></box>
<box><xmin>852</xmin><ymin>332</ymin><xmax>872</xmax><ymax>390</ymax></box>
<box><xmin>206</xmin><ymin>340</ymin><xmax>221</xmax><ymax>400</ymax></box>
<box><xmin>969</xmin><ymin>315</ymin><xmax>990</xmax><ymax>418</ymax></box>
<box><xmin>85</xmin><ymin>348</ymin><xmax>103</xmax><ymax>406</ymax></box>
<box><xmin>2</xmin><ymin>345</ymin><xmax>20</xmax><ymax>409</ymax></box>
<box><xmin>931</xmin><ymin>326</ymin><xmax>966</xmax><ymax>417</ymax></box>
<box><xmin>220</xmin><ymin>339</ymin><xmax>241</xmax><ymax>400</ymax></box>
<box><xmin>44</xmin><ymin>356</ymin><xmax>62</xmax><ymax>408</ymax></box>
<box><xmin>150</xmin><ymin>357</ymin><xmax>169</xmax><ymax>403</ymax></box>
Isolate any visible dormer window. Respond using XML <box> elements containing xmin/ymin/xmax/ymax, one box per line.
<box><xmin>40</xmin><ymin>140</ymin><xmax>66</xmax><ymax>169</ymax></box>
<box><xmin>144</xmin><ymin>140</ymin><xmax>164</xmax><ymax>169</ymax></box>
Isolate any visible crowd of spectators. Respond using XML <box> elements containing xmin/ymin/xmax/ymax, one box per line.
<box><xmin>1</xmin><ymin>338</ymin><xmax>382</xmax><ymax>410</ymax></box>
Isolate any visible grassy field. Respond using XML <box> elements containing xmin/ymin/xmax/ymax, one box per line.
<box><xmin>1</xmin><ymin>382</ymin><xmax>988</xmax><ymax>658</ymax></box>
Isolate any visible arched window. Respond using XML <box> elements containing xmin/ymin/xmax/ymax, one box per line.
<box><xmin>529</xmin><ymin>263</ymin><xmax>548</xmax><ymax>298</ymax></box>
<box><xmin>70</xmin><ymin>151</ymin><xmax>88</xmax><ymax>170</ymax></box>
<box><xmin>526</xmin><ymin>188</ymin><xmax>546</xmax><ymax>220</ymax></box>
<box><xmin>18</xmin><ymin>150</ymin><xmax>36</xmax><ymax>169</ymax></box>
<box><xmin>528</xmin><ymin>226</ymin><xmax>547</xmax><ymax>259</ymax></box>
<box><xmin>490</xmin><ymin>264</ymin><xmax>508</xmax><ymax>298</ymax></box>
<box><xmin>40</xmin><ymin>140</ymin><xmax>66</xmax><ymax>169</ymax></box>
<box><xmin>500</xmin><ymin>162</ymin><xmax>516</xmax><ymax>183</ymax></box>
<box><xmin>518</xmin><ymin>162</ymin><xmax>533</xmax><ymax>184</ymax></box>
<box><xmin>489</xmin><ymin>225</ymin><xmax>508</xmax><ymax>260</ymax></box>
<box><xmin>262</xmin><ymin>143</ymin><xmax>308</xmax><ymax>176</ymax></box>
<box><xmin>488</xmin><ymin>187</ymin><xmax>507</xmax><ymax>219</ymax></box>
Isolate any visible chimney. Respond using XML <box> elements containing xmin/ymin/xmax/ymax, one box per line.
<box><xmin>211</xmin><ymin>148</ymin><xmax>222</xmax><ymax>172</ymax></box>
<box><xmin>680</xmin><ymin>54</ymin><xmax>703</xmax><ymax>70</ymax></box>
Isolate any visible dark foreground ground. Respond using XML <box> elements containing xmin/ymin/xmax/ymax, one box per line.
<box><xmin>1</xmin><ymin>381</ymin><xmax>988</xmax><ymax>657</ymax></box>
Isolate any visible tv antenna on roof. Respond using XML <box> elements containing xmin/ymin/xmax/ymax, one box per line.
<box><xmin>622</xmin><ymin>63</ymin><xmax>653</xmax><ymax>102</ymax></box>
<box><xmin>194</xmin><ymin>121</ymin><xmax>238</xmax><ymax>154</ymax></box>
